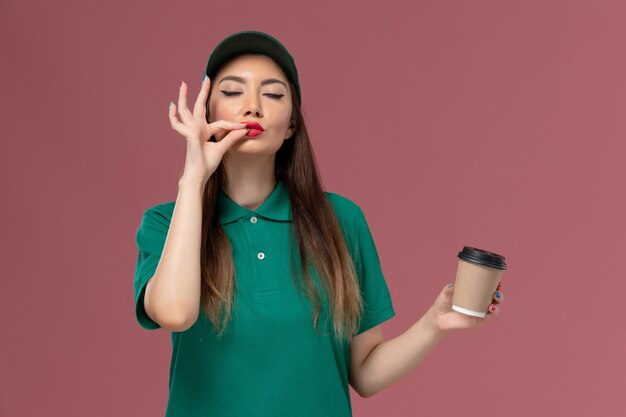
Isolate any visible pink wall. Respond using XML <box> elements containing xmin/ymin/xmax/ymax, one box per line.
<box><xmin>2</xmin><ymin>0</ymin><xmax>624</xmax><ymax>415</ymax></box>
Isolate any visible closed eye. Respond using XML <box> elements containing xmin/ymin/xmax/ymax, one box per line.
<box><xmin>220</xmin><ymin>91</ymin><xmax>284</xmax><ymax>99</ymax></box>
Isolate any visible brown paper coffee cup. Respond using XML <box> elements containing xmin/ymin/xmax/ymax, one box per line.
<box><xmin>452</xmin><ymin>247</ymin><xmax>507</xmax><ymax>318</ymax></box>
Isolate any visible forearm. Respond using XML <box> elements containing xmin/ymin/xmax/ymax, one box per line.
<box><xmin>357</xmin><ymin>308</ymin><xmax>447</xmax><ymax>397</ymax></box>
<box><xmin>145</xmin><ymin>178</ymin><xmax>205</xmax><ymax>330</ymax></box>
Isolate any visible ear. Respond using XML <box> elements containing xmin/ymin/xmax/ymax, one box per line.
<box><xmin>285</xmin><ymin>123</ymin><xmax>296</xmax><ymax>140</ymax></box>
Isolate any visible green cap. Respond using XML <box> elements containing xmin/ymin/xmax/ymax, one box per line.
<box><xmin>204</xmin><ymin>30</ymin><xmax>301</xmax><ymax>104</ymax></box>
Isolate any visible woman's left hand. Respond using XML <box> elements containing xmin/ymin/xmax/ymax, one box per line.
<box><xmin>428</xmin><ymin>282</ymin><xmax>503</xmax><ymax>333</ymax></box>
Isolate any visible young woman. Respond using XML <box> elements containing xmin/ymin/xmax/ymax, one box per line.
<box><xmin>133</xmin><ymin>30</ymin><xmax>504</xmax><ymax>417</ymax></box>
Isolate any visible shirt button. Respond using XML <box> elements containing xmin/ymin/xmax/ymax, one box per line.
<box><xmin>257</xmin><ymin>252</ymin><xmax>265</xmax><ymax>260</ymax></box>
<box><xmin>250</xmin><ymin>216</ymin><xmax>258</xmax><ymax>224</ymax></box>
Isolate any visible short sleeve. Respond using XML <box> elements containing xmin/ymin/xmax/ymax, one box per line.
<box><xmin>354</xmin><ymin>208</ymin><xmax>395</xmax><ymax>335</ymax></box>
<box><xmin>133</xmin><ymin>205</ymin><xmax>172</xmax><ymax>330</ymax></box>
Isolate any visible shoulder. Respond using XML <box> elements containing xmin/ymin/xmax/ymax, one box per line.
<box><xmin>138</xmin><ymin>201</ymin><xmax>176</xmax><ymax>233</ymax></box>
<box><xmin>325</xmin><ymin>190</ymin><xmax>363</xmax><ymax>216</ymax></box>
<box><xmin>143</xmin><ymin>201</ymin><xmax>175</xmax><ymax>217</ymax></box>
<box><xmin>324</xmin><ymin>190</ymin><xmax>366</xmax><ymax>231</ymax></box>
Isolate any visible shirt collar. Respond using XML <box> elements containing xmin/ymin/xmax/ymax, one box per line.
<box><xmin>217</xmin><ymin>179</ymin><xmax>292</xmax><ymax>225</ymax></box>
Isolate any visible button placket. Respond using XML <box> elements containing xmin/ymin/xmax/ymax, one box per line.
<box><xmin>243</xmin><ymin>213</ymin><xmax>278</xmax><ymax>296</ymax></box>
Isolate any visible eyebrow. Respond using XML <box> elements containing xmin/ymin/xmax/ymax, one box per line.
<box><xmin>218</xmin><ymin>75</ymin><xmax>288</xmax><ymax>89</ymax></box>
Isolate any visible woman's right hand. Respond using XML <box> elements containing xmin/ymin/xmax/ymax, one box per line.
<box><xmin>169</xmin><ymin>77</ymin><xmax>249</xmax><ymax>184</ymax></box>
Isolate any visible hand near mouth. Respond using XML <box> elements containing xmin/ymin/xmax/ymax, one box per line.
<box><xmin>168</xmin><ymin>77</ymin><xmax>250</xmax><ymax>184</ymax></box>
<box><xmin>240</xmin><ymin>121</ymin><xmax>265</xmax><ymax>137</ymax></box>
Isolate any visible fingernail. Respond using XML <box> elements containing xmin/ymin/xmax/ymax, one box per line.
<box><xmin>495</xmin><ymin>291</ymin><xmax>501</xmax><ymax>298</ymax></box>
<box><xmin>489</xmin><ymin>304</ymin><xmax>496</xmax><ymax>312</ymax></box>
<box><xmin>202</xmin><ymin>73</ymin><xmax>206</xmax><ymax>82</ymax></box>
<box><xmin>447</xmin><ymin>283</ymin><xmax>453</xmax><ymax>288</ymax></box>
<box><xmin>497</xmin><ymin>282</ymin><xmax>502</xmax><ymax>290</ymax></box>
<box><xmin>180</xmin><ymin>81</ymin><xmax>184</xmax><ymax>88</ymax></box>
<box><xmin>169</xmin><ymin>101</ymin><xmax>172</xmax><ymax>108</ymax></box>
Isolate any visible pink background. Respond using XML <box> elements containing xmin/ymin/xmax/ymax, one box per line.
<box><xmin>2</xmin><ymin>0</ymin><xmax>625</xmax><ymax>416</ymax></box>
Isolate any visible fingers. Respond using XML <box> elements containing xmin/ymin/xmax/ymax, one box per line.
<box><xmin>486</xmin><ymin>286</ymin><xmax>503</xmax><ymax>316</ymax></box>
<box><xmin>208</xmin><ymin>120</ymin><xmax>248</xmax><ymax>137</ymax></box>
<box><xmin>493</xmin><ymin>289</ymin><xmax>503</xmax><ymax>304</ymax></box>
<box><xmin>193</xmin><ymin>76</ymin><xmax>211</xmax><ymax>118</ymax></box>
<box><xmin>177</xmin><ymin>81</ymin><xmax>193</xmax><ymax>124</ymax></box>
<box><xmin>168</xmin><ymin>101</ymin><xmax>189</xmax><ymax>138</ymax></box>
<box><xmin>487</xmin><ymin>303</ymin><xmax>499</xmax><ymax>316</ymax></box>
<box><xmin>215</xmin><ymin>127</ymin><xmax>249</xmax><ymax>152</ymax></box>
<box><xmin>170</xmin><ymin>77</ymin><xmax>247</xmax><ymax>141</ymax></box>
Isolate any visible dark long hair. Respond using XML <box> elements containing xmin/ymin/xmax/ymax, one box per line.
<box><xmin>197</xmin><ymin>55</ymin><xmax>364</xmax><ymax>344</ymax></box>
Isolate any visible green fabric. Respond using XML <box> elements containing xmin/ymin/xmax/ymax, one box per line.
<box><xmin>133</xmin><ymin>179</ymin><xmax>395</xmax><ymax>417</ymax></box>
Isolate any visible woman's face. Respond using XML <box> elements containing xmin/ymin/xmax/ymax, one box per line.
<box><xmin>208</xmin><ymin>53</ymin><xmax>295</xmax><ymax>156</ymax></box>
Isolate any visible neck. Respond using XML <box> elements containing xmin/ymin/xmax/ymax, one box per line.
<box><xmin>222</xmin><ymin>153</ymin><xmax>277</xmax><ymax>211</ymax></box>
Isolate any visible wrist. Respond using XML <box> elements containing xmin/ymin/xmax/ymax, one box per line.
<box><xmin>178</xmin><ymin>176</ymin><xmax>208</xmax><ymax>189</ymax></box>
<box><xmin>425</xmin><ymin>307</ymin><xmax>449</xmax><ymax>338</ymax></box>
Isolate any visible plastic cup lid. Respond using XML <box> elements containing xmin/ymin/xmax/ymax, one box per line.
<box><xmin>457</xmin><ymin>246</ymin><xmax>507</xmax><ymax>270</ymax></box>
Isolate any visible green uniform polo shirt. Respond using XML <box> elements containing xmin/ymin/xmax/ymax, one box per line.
<box><xmin>133</xmin><ymin>179</ymin><xmax>395</xmax><ymax>417</ymax></box>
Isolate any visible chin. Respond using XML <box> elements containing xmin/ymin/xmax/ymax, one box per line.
<box><xmin>228</xmin><ymin>140</ymin><xmax>282</xmax><ymax>155</ymax></box>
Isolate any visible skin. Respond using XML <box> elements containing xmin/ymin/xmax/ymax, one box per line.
<box><xmin>207</xmin><ymin>53</ymin><xmax>295</xmax><ymax>210</ymax></box>
<box><xmin>204</xmin><ymin>54</ymin><xmax>506</xmax><ymax>334</ymax></box>
<box><xmin>172</xmin><ymin>53</ymin><xmax>507</xmax><ymax>397</ymax></box>
<box><xmin>350</xmin><ymin>282</ymin><xmax>504</xmax><ymax>397</ymax></box>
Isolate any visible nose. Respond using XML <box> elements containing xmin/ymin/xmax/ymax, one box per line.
<box><xmin>243</xmin><ymin>92</ymin><xmax>263</xmax><ymax>118</ymax></box>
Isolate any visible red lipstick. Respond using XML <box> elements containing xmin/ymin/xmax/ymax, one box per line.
<box><xmin>240</xmin><ymin>121</ymin><xmax>264</xmax><ymax>137</ymax></box>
